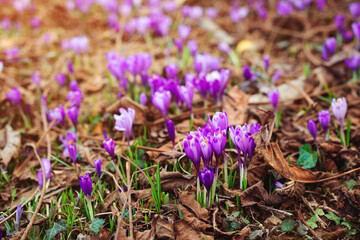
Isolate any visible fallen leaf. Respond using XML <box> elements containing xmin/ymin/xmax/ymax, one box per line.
<box><xmin>135</xmin><ymin>230</ymin><xmax>152</xmax><ymax>240</ymax></box>
<box><xmin>240</xmin><ymin>181</ymin><xmax>284</xmax><ymax>207</ymax></box>
<box><xmin>179</xmin><ymin>191</ymin><xmax>209</xmax><ymax>221</ymax></box>
<box><xmin>223</xmin><ymin>86</ymin><xmax>249</xmax><ymax>126</ymax></box>
<box><xmin>0</xmin><ymin>125</ymin><xmax>21</xmax><ymax>166</ymax></box>
<box><xmin>174</xmin><ymin>220</ymin><xmax>213</xmax><ymax>240</ymax></box>
<box><xmin>160</xmin><ymin>170</ymin><xmax>196</xmax><ymax>191</ymax></box>
<box><xmin>152</xmin><ymin>215</ymin><xmax>175</xmax><ymax>240</ymax></box>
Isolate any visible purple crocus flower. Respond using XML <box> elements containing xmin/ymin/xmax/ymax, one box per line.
<box><xmin>243</xmin><ymin>65</ymin><xmax>253</xmax><ymax>81</ymax></box>
<box><xmin>166</xmin><ymin>119</ymin><xmax>176</xmax><ymax>148</ymax></box>
<box><xmin>324</xmin><ymin>37</ymin><xmax>336</xmax><ymax>55</ymax></box>
<box><xmin>307</xmin><ymin>119</ymin><xmax>317</xmax><ymax>142</ymax></box>
<box><xmin>210</xmin><ymin>129</ymin><xmax>227</xmax><ymax>167</ymax></box>
<box><xmin>94</xmin><ymin>158</ymin><xmax>102</xmax><ymax>178</ymax></box>
<box><xmin>263</xmin><ymin>55</ymin><xmax>270</xmax><ymax>71</ymax></box>
<box><xmin>187</xmin><ymin>40</ymin><xmax>198</xmax><ymax>57</ymax></box>
<box><xmin>350</xmin><ymin>2</ymin><xmax>360</xmax><ymax>18</ymax></box>
<box><xmin>56</xmin><ymin>73</ymin><xmax>66</xmax><ymax>87</ymax></box>
<box><xmin>32</xmin><ymin>71</ymin><xmax>41</xmax><ymax>86</ymax></box>
<box><xmin>15</xmin><ymin>203</ymin><xmax>22</xmax><ymax>231</ymax></box>
<box><xmin>48</xmin><ymin>105</ymin><xmax>66</xmax><ymax>125</ymax></box>
<box><xmin>41</xmin><ymin>158</ymin><xmax>51</xmax><ymax>181</ymax></box>
<box><xmin>352</xmin><ymin>22</ymin><xmax>360</xmax><ymax>41</ymax></box>
<box><xmin>178</xmin><ymin>24</ymin><xmax>191</xmax><ymax>40</ymax></box>
<box><xmin>67</xmin><ymin>90</ymin><xmax>82</xmax><ymax>107</ymax></box>
<box><xmin>267</xmin><ymin>89</ymin><xmax>279</xmax><ymax>112</ymax></box>
<box><xmin>230</xmin><ymin>7</ymin><xmax>249</xmax><ymax>22</ymax></box>
<box><xmin>335</xmin><ymin>14</ymin><xmax>345</xmax><ymax>31</ymax></box>
<box><xmin>218</xmin><ymin>42</ymin><xmax>230</xmax><ymax>54</ymax></box>
<box><xmin>183</xmin><ymin>134</ymin><xmax>202</xmax><ymax>176</ymax></box>
<box><xmin>331</xmin><ymin>97</ymin><xmax>347</xmax><ymax>128</ymax></box>
<box><xmin>0</xmin><ymin>61</ymin><xmax>3</xmax><ymax>73</ymax></box>
<box><xmin>200</xmin><ymin>167</ymin><xmax>214</xmax><ymax>206</ymax></box>
<box><xmin>199</xmin><ymin>134</ymin><xmax>213</xmax><ymax>167</ymax></box>
<box><xmin>6</xmin><ymin>87</ymin><xmax>21</xmax><ymax>105</ymax></box>
<box><xmin>272</xmin><ymin>70</ymin><xmax>282</xmax><ymax>83</ymax></box>
<box><xmin>189</xmin><ymin>6</ymin><xmax>203</xmax><ymax>20</ymax></box>
<box><xmin>103</xmin><ymin>138</ymin><xmax>115</xmax><ymax>160</ymax></box>
<box><xmin>345</xmin><ymin>55</ymin><xmax>360</xmax><ymax>72</ymax></box>
<box><xmin>174</xmin><ymin>38</ymin><xmax>183</xmax><ymax>53</ymax></box>
<box><xmin>114</xmin><ymin>108</ymin><xmax>135</xmax><ymax>146</ymax></box>
<box><xmin>67</xmin><ymin>143</ymin><xmax>77</xmax><ymax>167</ymax></box>
<box><xmin>151</xmin><ymin>90</ymin><xmax>171</xmax><ymax>119</ymax></box>
<box><xmin>206</xmin><ymin>69</ymin><xmax>231</xmax><ymax>103</ymax></box>
<box><xmin>140</xmin><ymin>93</ymin><xmax>147</xmax><ymax>106</ymax></box>
<box><xmin>208</xmin><ymin>111</ymin><xmax>228</xmax><ymax>132</ymax></box>
<box><xmin>275</xmin><ymin>181</ymin><xmax>284</xmax><ymax>188</ymax></box>
<box><xmin>249</xmin><ymin>123</ymin><xmax>261</xmax><ymax>135</ymax></box>
<box><xmin>0</xmin><ymin>18</ymin><xmax>11</xmax><ymax>30</ymax></box>
<box><xmin>37</xmin><ymin>170</ymin><xmax>44</xmax><ymax>190</ymax></box>
<box><xmin>163</xmin><ymin>0</ymin><xmax>177</xmax><ymax>12</ymax></box>
<box><xmin>166</xmin><ymin>63</ymin><xmax>178</xmax><ymax>79</ymax></box>
<box><xmin>318</xmin><ymin>110</ymin><xmax>330</xmax><ymax>138</ymax></box>
<box><xmin>316</xmin><ymin>0</ymin><xmax>326</xmax><ymax>11</ymax></box>
<box><xmin>59</xmin><ymin>131</ymin><xmax>78</xmax><ymax>157</ymax></box>
<box><xmin>179</xmin><ymin>84</ymin><xmax>194</xmax><ymax>114</ymax></box>
<box><xmin>30</xmin><ymin>17</ymin><xmax>41</xmax><ymax>29</ymax></box>
<box><xmin>79</xmin><ymin>173</ymin><xmax>93</xmax><ymax>197</ymax></box>
<box><xmin>277</xmin><ymin>1</ymin><xmax>293</xmax><ymax>16</ymax></box>
<box><xmin>107</xmin><ymin>52</ymin><xmax>127</xmax><ymax>80</ymax></box>
<box><xmin>206</xmin><ymin>7</ymin><xmax>218</xmax><ymax>19</ymax></box>
<box><xmin>67</xmin><ymin>106</ymin><xmax>79</xmax><ymax>127</ymax></box>
<box><xmin>5</xmin><ymin>46</ymin><xmax>19</xmax><ymax>60</ymax></box>
<box><xmin>69</xmin><ymin>80</ymin><xmax>79</xmax><ymax>91</ymax></box>
<box><xmin>67</xmin><ymin>60</ymin><xmax>74</xmax><ymax>73</ymax></box>
<box><xmin>181</xmin><ymin>5</ymin><xmax>191</xmax><ymax>17</ymax></box>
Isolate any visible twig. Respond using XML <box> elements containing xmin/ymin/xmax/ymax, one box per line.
<box><xmin>257</xmin><ymin>204</ymin><xmax>293</xmax><ymax>217</ymax></box>
<box><xmin>20</xmin><ymin>143</ymin><xmax>47</xmax><ymax>240</ymax></box>
<box><xmin>285</xmin><ymin>80</ymin><xmax>315</xmax><ymax>106</ymax></box>
<box><xmin>301</xmin><ymin>196</ymin><xmax>327</xmax><ymax>228</ymax></box>
<box><xmin>297</xmin><ymin>209</ymin><xmax>322</xmax><ymax>240</ymax></box>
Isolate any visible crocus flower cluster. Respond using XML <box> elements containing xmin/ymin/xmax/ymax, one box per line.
<box><xmin>61</xmin><ymin>35</ymin><xmax>89</xmax><ymax>55</ymax></box>
<box><xmin>335</xmin><ymin>14</ymin><xmax>353</xmax><ymax>41</ymax></box>
<box><xmin>277</xmin><ymin>0</ymin><xmax>320</xmax><ymax>16</ymax></box>
<box><xmin>114</xmin><ymin>108</ymin><xmax>135</xmax><ymax>146</ymax></box>
<box><xmin>267</xmin><ymin>89</ymin><xmax>279</xmax><ymax>112</ymax></box>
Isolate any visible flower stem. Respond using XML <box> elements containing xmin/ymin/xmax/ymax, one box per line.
<box><xmin>86</xmin><ymin>196</ymin><xmax>94</xmax><ymax>221</ymax></box>
<box><xmin>223</xmin><ymin>152</ymin><xmax>228</xmax><ymax>185</ymax></box>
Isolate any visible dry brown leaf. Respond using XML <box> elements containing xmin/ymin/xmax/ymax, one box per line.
<box><xmin>152</xmin><ymin>215</ymin><xmax>175</xmax><ymax>240</ymax></box>
<box><xmin>223</xmin><ymin>86</ymin><xmax>249</xmax><ymax>126</ymax></box>
<box><xmin>260</xmin><ymin>142</ymin><xmax>317</xmax><ymax>183</ymax></box>
<box><xmin>135</xmin><ymin>230</ymin><xmax>152</xmax><ymax>240</ymax></box>
<box><xmin>160</xmin><ymin>170</ymin><xmax>196</xmax><ymax>191</ymax></box>
<box><xmin>240</xmin><ymin>181</ymin><xmax>284</xmax><ymax>207</ymax></box>
<box><xmin>178</xmin><ymin>204</ymin><xmax>212</xmax><ymax>232</ymax></box>
<box><xmin>105</xmin><ymin>96</ymin><xmax>147</xmax><ymax>125</ymax></box>
<box><xmin>174</xmin><ymin>220</ymin><xmax>214</xmax><ymax>240</ymax></box>
<box><xmin>179</xmin><ymin>191</ymin><xmax>209</xmax><ymax>221</ymax></box>
<box><xmin>0</xmin><ymin>124</ymin><xmax>21</xmax><ymax>166</ymax></box>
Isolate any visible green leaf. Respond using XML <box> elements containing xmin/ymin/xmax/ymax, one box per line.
<box><xmin>325</xmin><ymin>212</ymin><xmax>341</xmax><ymax>225</ymax></box>
<box><xmin>297</xmin><ymin>144</ymin><xmax>318</xmax><ymax>169</ymax></box>
<box><xmin>249</xmin><ymin>230</ymin><xmax>263</xmax><ymax>240</ymax></box>
<box><xmin>46</xmin><ymin>219</ymin><xmax>67</xmax><ymax>240</ymax></box>
<box><xmin>281</xmin><ymin>219</ymin><xmax>295</xmax><ymax>232</ymax></box>
<box><xmin>341</xmin><ymin>219</ymin><xmax>351</xmax><ymax>230</ymax></box>
<box><xmin>89</xmin><ymin>218</ymin><xmax>105</xmax><ymax>234</ymax></box>
<box><xmin>344</xmin><ymin>179</ymin><xmax>357</xmax><ymax>190</ymax></box>
<box><xmin>315</xmin><ymin>208</ymin><xmax>325</xmax><ymax>216</ymax></box>
<box><xmin>306</xmin><ymin>215</ymin><xmax>318</xmax><ymax>229</ymax></box>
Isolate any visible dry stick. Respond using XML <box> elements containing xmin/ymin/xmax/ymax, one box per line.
<box><xmin>115</xmin><ymin>165</ymin><xmax>157</xmax><ymax>240</ymax></box>
<box><xmin>301</xmin><ymin>196</ymin><xmax>327</xmax><ymax>228</ymax></box>
<box><xmin>297</xmin><ymin>209</ymin><xmax>323</xmax><ymax>240</ymax></box>
<box><xmin>20</xmin><ymin>143</ymin><xmax>47</xmax><ymax>240</ymax></box>
<box><xmin>285</xmin><ymin>80</ymin><xmax>315</xmax><ymax>106</ymax></box>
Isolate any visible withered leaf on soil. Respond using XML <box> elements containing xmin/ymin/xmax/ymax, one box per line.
<box><xmin>259</xmin><ymin>142</ymin><xmax>317</xmax><ymax>183</ymax></box>
<box><xmin>179</xmin><ymin>191</ymin><xmax>209</xmax><ymax>221</ymax></box>
<box><xmin>135</xmin><ymin>230</ymin><xmax>152</xmax><ymax>240</ymax></box>
<box><xmin>174</xmin><ymin>220</ymin><xmax>214</xmax><ymax>240</ymax></box>
<box><xmin>160</xmin><ymin>170</ymin><xmax>196</xmax><ymax>191</ymax></box>
<box><xmin>177</xmin><ymin>204</ymin><xmax>212</xmax><ymax>232</ymax></box>
<box><xmin>0</xmin><ymin>124</ymin><xmax>21</xmax><ymax>166</ymax></box>
<box><xmin>240</xmin><ymin>181</ymin><xmax>285</xmax><ymax>207</ymax></box>
<box><xmin>223</xmin><ymin>86</ymin><xmax>249</xmax><ymax>126</ymax></box>
<box><xmin>152</xmin><ymin>215</ymin><xmax>175</xmax><ymax>240</ymax></box>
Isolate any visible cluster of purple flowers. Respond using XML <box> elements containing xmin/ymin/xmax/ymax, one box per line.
<box><xmin>277</xmin><ymin>0</ymin><xmax>326</xmax><ymax>16</ymax></box>
<box><xmin>62</xmin><ymin>36</ymin><xmax>89</xmax><ymax>55</ymax></box>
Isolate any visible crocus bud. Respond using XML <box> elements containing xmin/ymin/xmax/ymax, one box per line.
<box><xmin>324</xmin><ymin>37</ymin><xmax>336</xmax><ymax>55</ymax></box>
<box><xmin>79</xmin><ymin>173</ymin><xmax>93</xmax><ymax>197</ymax></box>
<box><xmin>103</xmin><ymin>138</ymin><xmax>115</xmax><ymax>159</ymax></box>
<box><xmin>114</xmin><ymin>108</ymin><xmax>135</xmax><ymax>146</ymax></box>
<box><xmin>243</xmin><ymin>65</ymin><xmax>253</xmax><ymax>81</ymax></box>
<box><xmin>178</xmin><ymin>24</ymin><xmax>191</xmax><ymax>40</ymax></box>
<box><xmin>67</xmin><ymin>60</ymin><xmax>74</xmax><ymax>73</ymax></box>
<box><xmin>151</xmin><ymin>90</ymin><xmax>171</xmax><ymax>119</ymax></box>
<box><xmin>267</xmin><ymin>89</ymin><xmax>279</xmax><ymax>112</ymax></box>
<box><xmin>37</xmin><ymin>170</ymin><xmax>43</xmax><ymax>190</ymax></box>
<box><xmin>6</xmin><ymin>87</ymin><xmax>22</xmax><ymax>105</ymax></box>
<box><xmin>166</xmin><ymin>119</ymin><xmax>176</xmax><ymax>148</ymax></box>
<box><xmin>200</xmin><ymin>167</ymin><xmax>214</xmax><ymax>203</ymax></box>
<box><xmin>15</xmin><ymin>204</ymin><xmax>22</xmax><ymax>230</ymax></box>
<box><xmin>183</xmin><ymin>134</ymin><xmax>201</xmax><ymax>176</ymax></box>
<box><xmin>166</xmin><ymin>63</ymin><xmax>178</xmax><ymax>78</ymax></box>
<box><xmin>331</xmin><ymin>97</ymin><xmax>347</xmax><ymax>128</ymax></box>
<box><xmin>307</xmin><ymin>119</ymin><xmax>317</xmax><ymax>142</ymax></box>
<box><xmin>263</xmin><ymin>55</ymin><xmax>270</xmax><ymax>71</ymax></box>
<box><xmin>41</xmin><ymin>158</ymin><xmax>51</xmax><ymax>181</ymax></box>
<box><xmin>94</xmin><ymin>158</ymin><xmax>101</xmax><ymax>178</ymax></box>
<box><xmin>277</xmin><ymin>1</ymin><xmax>293</xmax><ymax>16</ymax></box>
<box><xmin>32</xmin><ymin>71</ymin><xmax>41</xmax><ymax>86</ymax></box>
<box><xmin>56</xmin><ymin>73</ymin><xmax>66</xmax><ymax>87</ymax></box>
<box><xmin>218</xmin><ymin>42</ymin><xmax>230</xmax><ymax>54</ymax></box>
<box><xmin>345</xmin><ymin>55</ymin><xmax>360</xmax><ymax>72</ymax></box>
<box><xmin>318</xmin><ymin>110</ymin><xmax>330</xmax><ymax>138</ymax></box>
<box><xmin>140</xmin><ymin>93</ymin><xmax>147</xmax><ymax>106</ymax></box>
<box><xmin>179</xmin><ymin>84</ymin><xmax>194</xmax><ymax>113</ymax></box>
<box><xmin>67</xmin><ymin>143</ymin><xmax>77</xmax><ymax>166</ymax></box>
<box><xmin>208</xmin><ymin>111</ymin><xmax>228</xmax><ymax>132</ymax></box>
<box><xmin>275</xmin><ymin>181</ymin><xmax>284</xmax><ymax>188</ymax></box>
<box><xmin>206</xmin><ymin>7</ymin><xmax>218</xmax><ymax>19</ymax></box>
<box><xmin>199</xmin><ymin>135</ymin><xmax>213</xmax><ymax>167</ymax></box>
<box><xmin>350</xmin><ymin>2</ymin><xmax>360</xmax><ymax>18</ymax></box>
<box><xmin>67</xmin><ymin>106</ymin><xmax>79</xmax><ymax>127</ymax></box>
